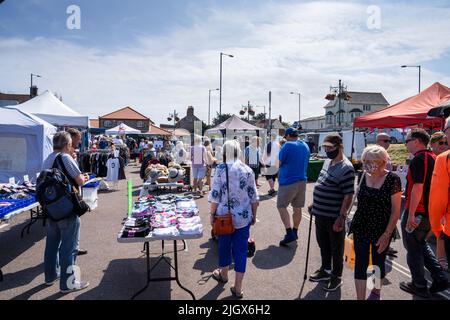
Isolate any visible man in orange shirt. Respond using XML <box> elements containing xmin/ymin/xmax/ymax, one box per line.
<box><xmin>429</xmin><ymin>118</ymin><xmax>450</xmax><ymax>280</ymax></box>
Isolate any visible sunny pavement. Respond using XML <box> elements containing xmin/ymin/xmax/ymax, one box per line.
<box><xmin>1</xmin><ymin>163</ymin><xmax>449</xmax><ymax>300</ymax></box>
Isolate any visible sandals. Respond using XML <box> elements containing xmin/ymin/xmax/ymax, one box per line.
<box><xmin>230</xmin><ymin>286</ymin><xmax>244</xmax><ymax>299</ymax></box>
<box><xmin>212</xmin><ymin>269</ymin><xmax>228</xmax><ymax>284</ymax></box>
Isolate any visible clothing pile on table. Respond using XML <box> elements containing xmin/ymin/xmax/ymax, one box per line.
<box><xmin>0</xmin><ymin>182</ymin><xmax>37</xmax><ymax>218</ymax></box>
<box><xmin>120</xmin><ymin>194</ymin><xmax>202</xmax><ymax>238</ymax></box>
<box><xmin>0</xmin><ymin>182</ymin><xmax>36</xmax><ymax>200</ymax></box>
<box><xmin>144</xmin><ymin>162</ymin><xmax>185</xmax><ymax>184</ymax></box>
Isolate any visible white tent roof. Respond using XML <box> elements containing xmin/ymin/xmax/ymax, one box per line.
<box><xmin>105</xmin><ymin>122</ymin><xmax>141</xmax><ymax>135</ymax></box>
<box><xmin>0</xmin><ymin>107</ymin><xmax>57</xmax><ymax>182</ymax></box>
<box><xmin>16</xmin><ymin>90</ymin><xmax>89</xmax><ymax>127</ymax></box>
<box><xmin>205</xmin><ymin>115</ymin><xmax>266</xmax><ymax>135</ymax></box>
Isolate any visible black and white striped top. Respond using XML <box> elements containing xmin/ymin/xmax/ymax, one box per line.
<box><xmin>312</xmin><ymin>158</ymin><xmax>355</xmax><ymax>218</ymax></box>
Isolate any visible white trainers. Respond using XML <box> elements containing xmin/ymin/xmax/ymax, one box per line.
<box><xmin>60</xmin><ymin>281</ymin><xmax>89</xmax><ymax>294</ymax></box>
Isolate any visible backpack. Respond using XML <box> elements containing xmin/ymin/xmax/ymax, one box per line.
<box><xmin>36</xmin><ymin>154</ymin><xmax>89</xmax><ymax>221</ymax></box>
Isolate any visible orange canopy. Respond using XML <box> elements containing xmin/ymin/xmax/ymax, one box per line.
<box><xmin>354</xmin><ymin>82</ymin><xmax>450</xmax><ymax>129</ymax></box>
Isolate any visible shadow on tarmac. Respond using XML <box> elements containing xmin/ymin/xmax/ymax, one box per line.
<box><xmin>251</xmin><ymin>244</ymin><xmax>297</xmax><ymax>270</ymax></box>
<box><xmin>75</xmin><ymin>257</ymin><xmax>171</xmax><ymax>300</ymax></box>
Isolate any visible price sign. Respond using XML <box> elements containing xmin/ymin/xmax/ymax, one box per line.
<box><xmin>24</xmin><ymin>175</ymin><xmax>30</xmax><ymax>182</ymax></box>
<box><xmin>9</xmin><ymin>177</ymin><xmax>16</xmax><ymax>185</ymax></box>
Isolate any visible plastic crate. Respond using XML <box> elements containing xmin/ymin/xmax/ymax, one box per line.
<box><xmin>0</xmin><ymin>199</ymin><xmax>21</xmax><ymax>218</ymax></box>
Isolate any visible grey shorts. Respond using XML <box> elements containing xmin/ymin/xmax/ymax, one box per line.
<box><xmin>277</xmin><ymin>181</ymin><xmax>307</xmax><ymax>209</ymax></box>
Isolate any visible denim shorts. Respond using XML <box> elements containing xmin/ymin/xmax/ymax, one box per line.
<box><xmin>192</xmin><ymin>166</ymin><xmax>207</xmax><ymax>179</ymax></box>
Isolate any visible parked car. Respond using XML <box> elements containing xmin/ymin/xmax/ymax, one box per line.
<box><xmin>365</xmin><ymin>129</ymin><xmax>406</xmax><ymax>144</ymax></box>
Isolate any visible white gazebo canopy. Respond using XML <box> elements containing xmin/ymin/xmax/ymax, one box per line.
<box><xmin>105</xmin><ymin>123</ymin><xmax>141</xmax><ymax>135</ymax></box>
<box><xmin>0</xmin><ymin>107</ymin><xmax>57</xmax><ymax>182</ymax></box>
<box><xmin>15</xmin><ymin>90</ymin><xmax>89</xmax><ymax>128</ymax></box>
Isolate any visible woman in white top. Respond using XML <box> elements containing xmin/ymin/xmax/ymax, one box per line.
<box><xmin>208</xmin><ymin>140</ymin><xmax>259</xmax><ymax>298</ymax></box>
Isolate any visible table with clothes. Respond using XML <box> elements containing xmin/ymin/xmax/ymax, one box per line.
<box><xmin>117</xmin><ymin>193</ymin><xmax>203</xmax><ymax>299</ymax></box>
<box><xmin>0</xmin><ymin>181</ymin><xmax>43</xmax><ymax>238</ymax></box>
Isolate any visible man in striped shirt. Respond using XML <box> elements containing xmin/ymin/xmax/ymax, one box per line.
<box><xmin>308</xmin><ymin>133</ymin><xmax>355</xmax><ymax>292</ymax></box>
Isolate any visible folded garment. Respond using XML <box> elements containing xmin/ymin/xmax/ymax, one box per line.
<box><xmin>150</xmin><ymin>213</ymin><xmax>178</xmax><ymax>228</ymax></box>
<box><xmin>176</xmin><ymin>200</ymin><xmax>197</xmax><ymax>209</ymax></box>
<box><xmin>179</xmin><ymin>224</ymin><xmax>203</xmax><ymax>235</ymax></box>
<box><xmin>124</xmin><ymin>217</ymin><xmax>149</xmax><ymax>227</ymax></box>
<box><xmin>152</xmin><ymin>226</ymin><xmax>179</xmax><ymax>237</ymax></box>
<box><xmin>121</xmin><ymin>226</ymin><xmax>150</xmax><ymax>238</ymax></box>
<box><xmin>178</xmin><ymin>216</ymin><xmax>201</xmax><ymax>225</ymax></box>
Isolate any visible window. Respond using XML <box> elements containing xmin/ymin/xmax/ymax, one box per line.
<box><xmin>337</xmin><ymin>112</ymin><xmax>345</xmax><ymax>124</ymax></box>
<box><xmin>349</xmin><ymin>108</ymin><xmax>363</xmax><ymax>120</ymax></box>
<box><xmin>326</xmin><ymin>111</ymin><xmax>334</xmax><ymax>125</ymax></box>
<box><xmin>104</xmin><ymin>120</ymin><xmax>112</xmax><ymax>127</ymax></box>
<box><xmin>363</xmin><ymin>105</ymin><xmax>371</xmax><ymax>111</ymax></box>
<box><xmin>137</xmin><ymin>121</ymin><xmax>144</xmax><ymax>128</ymax></box>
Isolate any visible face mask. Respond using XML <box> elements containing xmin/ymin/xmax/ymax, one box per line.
<box><xmin>363</xmin><ymin>163</ymin><xmax>379</xmax><ymax>174</ymax></box>
<box><xmin>325</xmin><ymin>148</ymin><xmax>339</xmax><ymax>159</ymax></box>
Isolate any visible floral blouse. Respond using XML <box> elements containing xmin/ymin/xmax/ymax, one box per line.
<box><xmin>208</xmin><ymin>160</ymin><xmax>259</xmax><ymax>229</ymax></box>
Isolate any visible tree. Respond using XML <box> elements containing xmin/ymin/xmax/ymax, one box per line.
<box><xmin>211</xmin><ymin>112</ymin><xmax>233</xmax><ymax>127</ymax></box>
<box><xmin>252</xmin><ymin>112</ymin><xmax>266</xmax><ymax>122</ymax></box>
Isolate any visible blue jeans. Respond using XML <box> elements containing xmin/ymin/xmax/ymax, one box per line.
<box><xmin>401</xmin><ymin>211</ymin><xmax>447</xmax><ymax>287</ymax></box>
<box><xmin>218</xmin><ymin>224</ymin><xmax>250</xmax><ymax>273</ymax></box>
<box><xmin>44</xmin><ymin>215</ymin><xmax>80</xmax><ymax>290</ymax></box>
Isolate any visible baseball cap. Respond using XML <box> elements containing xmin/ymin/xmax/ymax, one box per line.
<box><xmin>322</xmin><ymin>133</ymin><xmax>342</xmax><ymax>147</ymax></box>
<box><xmin>284</xmin><ymin>127</ymin><xmax>298</xmax><ymax>137</ymax></box>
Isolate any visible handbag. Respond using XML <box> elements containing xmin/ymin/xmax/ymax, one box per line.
<box><xmin>213</xmin><ymin>163</ymin><xmax>235</xmax><ymax>236</ymax></box>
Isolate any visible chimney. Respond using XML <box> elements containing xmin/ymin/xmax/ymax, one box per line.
<box><xmin>30</xmin><ymin>86</ymin><xmax>38</xmax><ymax>98</ymax></box>
<box><xmin>279</xmin><ymin>115</ymin><xmax>282</xmax><ymax>122</ymax></box>
<box><xmin>187</xmin><ymin>106</ymin><xmax>194</xmax><ymax>116</ymax></box>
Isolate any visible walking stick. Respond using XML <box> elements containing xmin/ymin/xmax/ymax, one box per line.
<box><xmin>304</xmin><ymin>207</ymin><xmax>313</xmax><ymax>280</ymax></box>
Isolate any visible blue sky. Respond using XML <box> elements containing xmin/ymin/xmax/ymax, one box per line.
<box><xmin>1</xmin><ymin>0</ymin><xmax>450</xmax><ymax>125</ymax></box>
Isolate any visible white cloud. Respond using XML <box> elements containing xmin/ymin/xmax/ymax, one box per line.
<box><xmin>1</xmin><ymin>1</ymin><xmax>450</xmax><ymax>126</ymax></box>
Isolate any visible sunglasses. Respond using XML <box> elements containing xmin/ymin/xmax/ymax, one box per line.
<box><xmin>379</xmin><ymin>139</ymin><xmax>390</xmax><ymax>143</ymax></box>
<box><xmin>438</xmin><ymin>141</ymin><xmax>448</xmax><ymax>146</ymax></box>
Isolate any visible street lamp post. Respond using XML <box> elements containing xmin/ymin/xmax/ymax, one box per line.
<box><xmin>30</xmin><ymin>73</ymin><xmax>42</xmax><ymax>97</ymax></box>
<box><xmin>219</xmin><ymin>52</ymin><xmax>234</xmax><ymax>116</ymax></box>
<box><xmin>208</xmin><ymin>88</ymin><xmax>219</xmax><ymax>126</ymax></box>
<box><xmin>290</xmin><ymin>92</ymin><xmax>301</xmax><ymax>128</ymax></box>
<box><xmin>401</xmin><ymin>65</ymin><xmax>421</xmax><ymax>93</ymax></box>
<box><xmin>167</xmin><ymin>110</ymin><xmax>180</xmax><ymax>134</ymax></box>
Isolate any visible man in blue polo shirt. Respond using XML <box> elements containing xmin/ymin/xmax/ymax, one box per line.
<box><xmin>277</xmin><ymin>127</ymin><xmax>310</xmax><ymax>245</ymax></box>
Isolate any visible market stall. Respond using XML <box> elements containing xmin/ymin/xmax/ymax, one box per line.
<box><xmin>117</xmin><ymin>193</ymin><xmax>203</xmax><ymax>299</ymax></box>
<box><xmin>205</xmin><ymin>114</ymin><xmax>266</xmax><ymax>139</ymax></box>
<box><xmin>105</xmin><ymin>122</ymin><xmax>140</xmax><ymax>135</ymax></box>
<box><xmin>14</xmin><ymin>90</ymin><xmax>89</xmax><ymax>128</ymax></box>
<box><xmin>0</xmin><ymin>107</ymin><xmax>56</xmax><ymax>183</ymax></box>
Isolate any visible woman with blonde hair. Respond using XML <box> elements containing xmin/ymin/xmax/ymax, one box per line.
<box><xmin>349</xmin><ymin>145</ymin><xmax>402</xmax><ymax>300</ymax></box>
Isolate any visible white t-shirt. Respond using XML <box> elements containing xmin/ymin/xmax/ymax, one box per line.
<box><xmin>106</xmin><ymin>158</ymin><xmax>120</xmax><ymax>182</ymax></box>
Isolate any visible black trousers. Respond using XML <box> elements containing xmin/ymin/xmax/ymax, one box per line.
<box><xmin>315</xmin><ymin>215</ymin><xmax>345</xmax><ymax>277</ymax></box>
<box><xmin>354</xmin><ymin>240</ymin><xmax>388</xmax><ymax>280</ymax></box>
